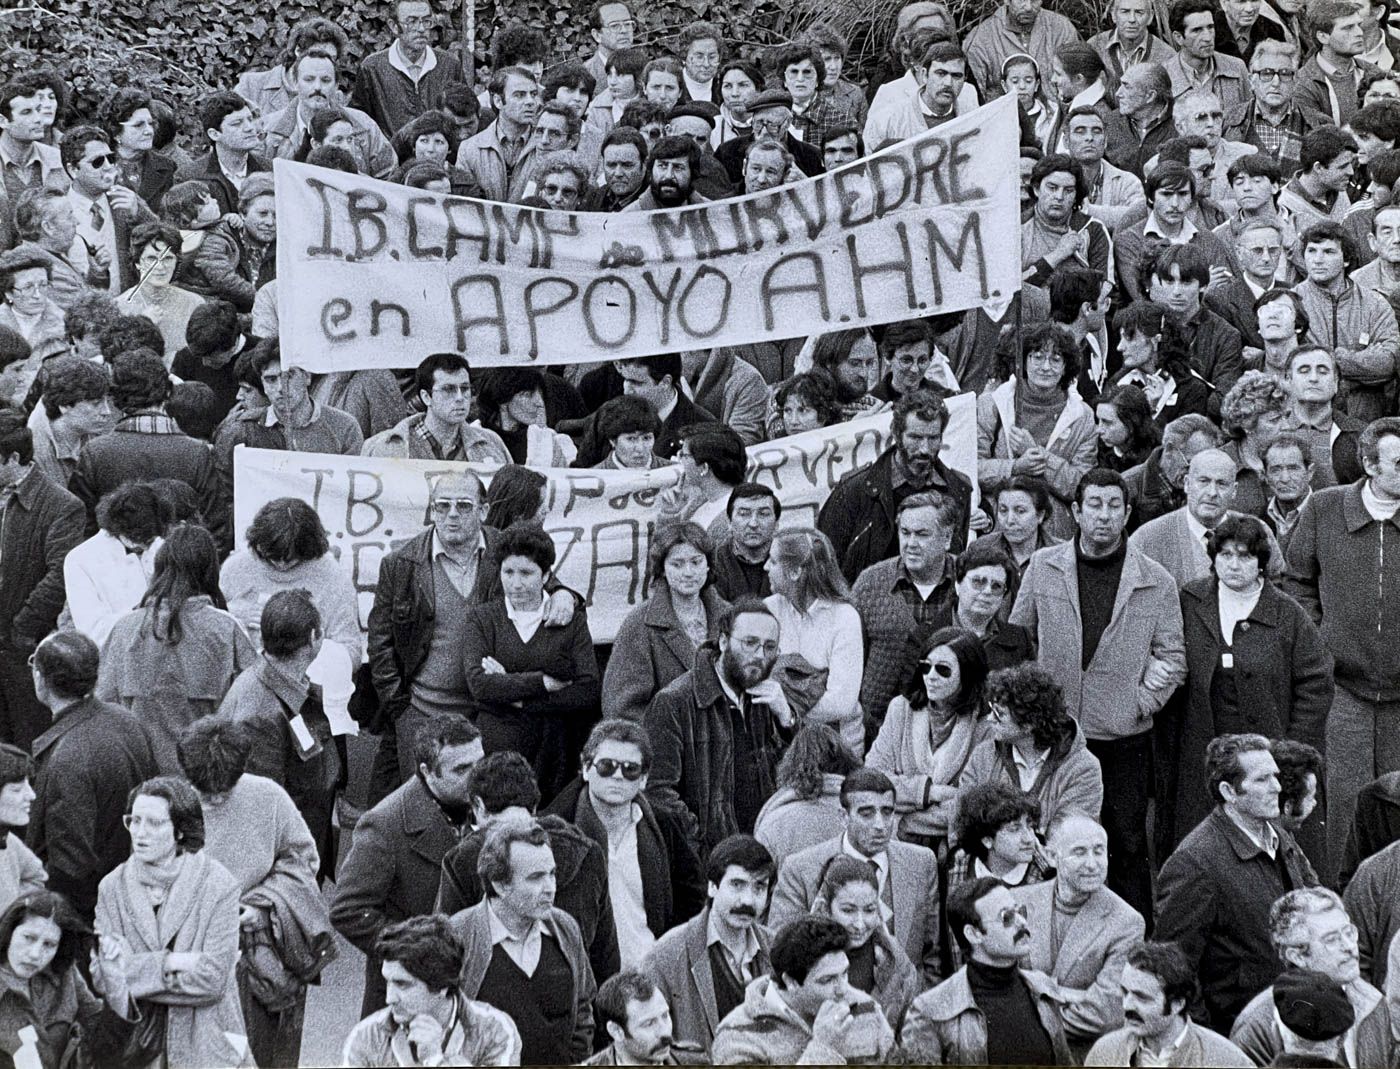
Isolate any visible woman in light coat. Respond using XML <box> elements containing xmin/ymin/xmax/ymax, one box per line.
<box><xmin>94</xmin><ymin>776</ymin><xmax>250</xmax><ymax>1068</ymax></box>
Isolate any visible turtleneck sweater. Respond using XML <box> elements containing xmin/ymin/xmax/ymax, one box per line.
<box><xmin>966</xmin><ymin>957</ymin><xmax>1057</xmax><ymax>1065</ymax></box>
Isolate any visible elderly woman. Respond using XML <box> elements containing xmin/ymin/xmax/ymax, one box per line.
<box><xmin>0</xmin><ymin>746</ymin><xmax>44</xmax><ymax>915</ymax></box>
<box><xmin>1107</xmin><ymin>300</ymin><xmax>1211</xmax><ymax>426</ymax></box>
<box><xmin>604</xmin><ymin>522</ymin><xmax>727</xmax><ymax>723</ymax></box>
<box><xmin>768</xmin><ymin>368</ymin><xmax>845</xmax><ymax>439</ymax></box>
<box><xmin>0</xmin><ymin>892</ymin><xmax>133</xmax><ymax>1069</ymax></box>
<box><xmin>117</xmin><ymin>223</ymin><xmax>205</xmax><ymax>359</ymax></box>
<box><xmin>463</xmin><ymin>522</ymin><xmax>600</xmax><ymax>800</ymax></box>
<box><xmin>980</xmin><ymin>476</ymin><xmax>1059</xmax><ymax>581</ymax></box>
<box><xmin>1220</xmin><ymin>370</ymin><xmax>1292</xmax><ymax>518</ymax></box>
<box><xmin>809</xmin><ymin>327</ymin><xmax>886</xmax><ymax>420</ymax></box>
<box><xmin>590</xmin><ymin>395</ymin><xmax>664</xmax><ymax>469</ymax></box>
<box><xmin>813</xmin><ymin>856</ymin><xmax>919</xmax><ymax>1030</ymax></box>
<box><xmin>94</xmin><ymin>776</ymin><xmax>249</xmax><ymax>1068</ymax></box>
<box><xmin>765</xmin><ymin>528</ymin><xmax>866</xmax><ymax>755</ymax></box>
<box><xmin>959</xmin><ymin>662</ymin><xmax>1104</xmax><ymax>830</ymax></box>
<box><xmin>977</xmin><ymin>322</ymin><xmax>1097</xmax><ymax>540</ymax></box>
<box><xmin>483</xmin><ymin>465</ymin><xmax>549</xmax><ymax>530</ymax></box>
<box><xmin>949</xmin><ymin>540</ymin><xmax>1037</xmax><ymax>668</ymax></box>
<box><xmin>867</xmin><ymin>627</ymin><xmax>990</xmax><ymax>847</ymax></box>
<box><xmin>99</xmin><ymin>525</ymin><xmax>256</xmax><ymax>771</ymax></box>
<box><xmin>175</xmin><ymin>718</ymin><xmax>333</xmax><ymax>1069</ymax></box>
<box><xmin>1095</xmin><ymin>383</ymin><xmax>1161</xmax><ymax>472</ymax></box>
<box><xmin>1160</xmin><ymin>515</ymin><xmax>1332</xmax><ymax>853</ymax></box>
<box><xmin>754</xmin><ymin>723</ymin><xmax>862</xmax><ymax>867</ymax></box>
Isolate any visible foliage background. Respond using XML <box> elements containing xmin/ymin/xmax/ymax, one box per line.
<box><xmin>0</xmin><ymin>0</ymin><xmax>1101</xmax><ymax>137</ymax></box>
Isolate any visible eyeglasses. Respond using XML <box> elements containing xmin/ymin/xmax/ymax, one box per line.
<box><xmin>400</xmin><ymin>15</ymin><xmax>433</xmax><ymax>27</ymax></box>
<box><xmin>591</xmin><ymin>758</ymin><xmax>645</xmax><ymax>780</ymax></box>
<box><xmin>965</xmin><ymin>574</ymin><xmax>1007</xmax><ymax>593</ymax></box>
<box><xmin>83</xmin><ymin>153</ymin><xmax>114</xmax><ymax>168</ymax></box>
<box><xmin>997</xmin><ymin>904</ymin><xmax>1030</xmax><ymax>928</ymax></box>
<box><xmin>1251</xmin><ymin>68</ymin><xmax>1295</xmax><ymax>81</ymax></box>
<box><xmin>1026</xmin><ymin>351</ymin><xmax>1066</xmax><ymax>367</ymax></box>
<box><xmin>733</xmin><ymin>636</ymin><xmax>780</xmax><ymax>655</ymax></box>
<box><xmin>602</xmin><ymin>18</ymin><xmax>636</xmax><ymax>29</ymax></box>
<box><xmin>9</xmin><ymin>282</ymin><xmax>46</xmax><ymax>296</ymax></box>
<box><xmin>122</xmin><ymin>813</ymin><xmax>172</xmax><ymax>831</ymax></box>
<box><xmin>922</xmin><ymin>659</ymin><xmax>954</xmax><ymax>678</ymax></box>
<box><xmin>432</xmin><ymin>498</ymin><xmax>478</xmax><ymax>514</ymax></box>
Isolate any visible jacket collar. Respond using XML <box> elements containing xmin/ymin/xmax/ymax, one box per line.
<box><xmin>255</xmin><ymin>655</ymin><xmax>311</xmax><ymax>710</ymax></box>
<box><xmin>1183</xmin><ymin>576</ymin><xmax>1283</xmax><ymax>628</ymax></box>
<box><xmin>1209</xmin><ymin>805</ymin><xmax>1283</xmax><ymax>862</ymax></box>
<box><xmin>916</xmin><ymin>964</ymin><xmax>1061</xmax><ymax>1022</ymax></box>
<box><xmin>31</xmin><ymin>695</ymin><xmax>105</xmax><ymax>758</ymax></box>
<box><xmin>1343</xmin><ymin>479</ymin><xmax>1400</xmax><ymax>532</ymax></box>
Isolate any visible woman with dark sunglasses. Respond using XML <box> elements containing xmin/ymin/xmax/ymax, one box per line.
<box><xmin>866</xmin><ymin>627</ymin><xmax>990</xmax><ymax>851</ymax></box>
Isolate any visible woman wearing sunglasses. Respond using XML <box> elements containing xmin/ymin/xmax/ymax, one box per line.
<box><xmin>957</xmin><ymin>663</ymin><xmax>1104</xmax><ymax>835</ymax></box>
<box><xmin>866</xmin><ymin>627</ymin><xmax>990</xmax><ymax>851</ymax></box>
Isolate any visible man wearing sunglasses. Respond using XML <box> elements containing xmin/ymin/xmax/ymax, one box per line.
<box><xmin>903</xmin><ymin>875</ymin><xmax>1074</xmax><ymax>1064</ymax></box>
<box><xmin>544</xmin><ymin>718</ymin><xmax>706</xmax><ymax>972</ymax></box>
<box><xmin>61</xmin><ymin>123</ymin><xmax>151</xmax><ymax>296</ymax></box>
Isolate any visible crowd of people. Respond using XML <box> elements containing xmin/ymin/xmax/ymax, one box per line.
<box><xmin>2</xmin><ymin>0</ymin><xmax>1400</xmax><ymax>1063</ymax></box>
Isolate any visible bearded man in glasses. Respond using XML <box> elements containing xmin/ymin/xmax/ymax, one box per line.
<box><xmin>541</xmin><ymin>718</ymin><xmax>706</xmax><ymax>970</ymax></box>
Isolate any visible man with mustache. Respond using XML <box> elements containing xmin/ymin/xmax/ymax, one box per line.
<box><xmin>260</xmin><ymin>51</ymin><xmax>396</xmax><ymax>178</ymax></box>
<box><xmin>1084</xmin><ymin>940</ymin><xmax>1252</xmax><ymax>1065</ymax></box>
<box><xmin>587</xmin><ymin>969</ymin><xmax>706</xmax><ymax>1065</ymax></box>
<box><xmin>645</xmin><ymin>598</ymin><xmax>794</xmax><ymax>854</ymax></box>
<box><xmin>901</xmin><ymin>876</ymin><xmax>1073</xmax><ymax>1063</ymax></box>
<box><xmin>623</xmin><ymin>135</ymin><xmax>709</xmax><ymax>211</ymax></box>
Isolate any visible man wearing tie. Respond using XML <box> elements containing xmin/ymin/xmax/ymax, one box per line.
<box><xmin>60</xmin><ymin>124</ymin><xmax>149</xmax><ymax>295</ymax></box>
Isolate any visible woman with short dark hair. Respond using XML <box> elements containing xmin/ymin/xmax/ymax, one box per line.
<box><xmin>463</xmin><ymin>523</ymin><xmax>599</xmax><ymax>799</ymax></box>
<box><xmin>0</xmin><ymin>745</ymin><xmax>43</xmax><ymax>915</ymax></box>
<box><xmin>94</xmin><ymin>776</ymin><xmax>248</xmax><ymax>1068</ymax></box>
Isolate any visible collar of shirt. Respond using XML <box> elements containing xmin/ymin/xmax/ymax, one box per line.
<box><xmin>1068</xmin><ymin>83</ymin><xmax>1106</xmax><ymax>111</ymax></box>
<box><xmin>1107</xmin><ymin>30</ymin><xmax>1152</xmax><ymax>65</ymax></box>
<box><xmin>891</xmin><ymin>451</ymin><xmax>948</xmax><ymax>490</ymax></box>
<box><xmin>218</xmin><ymin>153</ymin><xmax>249</xmax><ymax>186</ymax></box>
<box><xmin>841</xmin><ymin>833</ymin><xmax>887</xmax><ymax>881</ymax></box>
<box><xmin>1315</xmin><ymin>53</ymin><xmax>1355</xmax><ymax>80</ymax></box>
<box><xmin>918</xmin><ymin>94</ymin><xmax>956</xmax><ymax>120</ymax></box>
<box><xmin>1185</xmin><ymin>508</ymin><xmax>1212</xmax><ymax>549</ymax></box>
<box><xmin>432</xmin><ymin>530</ymin><xmax>486</xmax><ymax>566</ymax></box>
<box><xmin>1287</xmin><ymin>408</ymin><xmax>1332</xmax><ymax>433</ymax></box>
<box><xmin>485</xmin><ymin>897</ymin><xmax>548</xmax><ymax>969</ymax></box>
<box><xmin>894</xmin><ymin>554</ymin><xmax>953</xmax><ymax>592</ymax></box>
<box><xmin>682</xmin><ymin>72</ymin><xmax>711</xmax><ymax>102</ymax></box>
<box><xmin>1179</xmin><ymin>53</ymin><xmax>1219</xmax><ymax>89</ymax></box>
<box><xmin>1131</xmin><ymin>1020</ymin><xmax>1192</xmax><ymax>1066</ymax></box>
<box><xmin>1143</xmin><ymin>213</ymin><xmax>1199</xmax><ymax>243</ymax></box>
<box><xmin>706</xmin><ymin>909</ymin><xmax>762</xmax><ymax>980</ymax></box>
<box><xmin>389</xmin><ymin>39</ymin><xmax>438</xmax><ymax>82</ymax></box>
<box><xmin>974</xmin><ymin>854</ymin><xmax>1030</xmax><ymax>884</ymax></box>
<box><xmin>36</xmin><ymin>414</ymin><xmax>82</xmax><ymax>465</ymax></box>
<box><xmin>504</xmin><ymin>597</ymin><xmax>545</xmax><ymax>639</ymax></box>
<box><xmin>1361</xmin><ymin>37</ymin><xmax>1395</xmax><ymax>70</ymax></box>
<box><xmin>1011</xmin><ymin>744</ymin><xmax>1051</xmax><ymax>776</ymax></box>
<box><xmin>256</xmin><ymin>653</ymin><xmax>312</xmax><ymax>711</ymax></box>
<box><xmin>655</xmin><ymin>390</ymin><xmax>678</xmax><ymax>423</ymax></box>
<box><xmin>264</xmin><ymin>400</ymin><xmax>320</xmax><ymax>428</ymax></box>
<box><xmin>0</xmin><ymin>138</ymin><xmax>39</xmax><ymax>172</ymax></box>
<box><xmin>1243</xmin><ymin>273</ymin><xmax>1269</xmax><ymax>299</ymax></box>
<box><xmin>1224</xmin><ymin>807</ymin><xmax>1280</xmax><ymax>857</ymax></box>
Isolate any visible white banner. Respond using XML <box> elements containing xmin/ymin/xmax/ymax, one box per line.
<box><xmin>232</xmin><ymin>395</ymin><xmax>975</xmax><ymax>643</ymax></box>
<box><xmin>273</xmin><ymin>97</ymin><xmax>1022</xmax><ymax>370</ymax></box>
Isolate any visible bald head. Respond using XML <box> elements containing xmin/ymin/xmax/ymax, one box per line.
<box><xmin>430</xmin><ymin>470</ymin><xmax>486</xmax><ymax>547</ymax></box>
<box><xmin>1185</xmin><ymin>449</ymin><xmax>1237</xmax><ymax>526</ymax></box>
<box><xmin>1047</xmin><ymin>812</ymin><xmax>1108</xmax><ymax>896</ymax></box>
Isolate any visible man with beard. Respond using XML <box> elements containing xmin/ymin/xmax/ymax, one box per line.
<box><xmin>352</xmin><ymin>0</ymin><xmax>466</xmax><ymax>138</ymax></box>
<box><xmin>448</xmin><ymin>818</ymin><xmax>598</xmax><ymax>1065</ymax></box>
<box><xmin>1230</xmin><ymin>888</ymin><xmax>1396</xmax><ymax>1065</ymax></box>
<box><xmin>902</xmin><ymin>876</ymin><xmax>1074</xmax><ymax>1064</ymax></box>
<box><xmin>586</xmin><ymin>126</ymin><xmax>648</xmax><ymax>212</ymax></box>
<box><xmin>645</xmin><ymin>834</ymin><xmax>777</xmax><ymax>1055</ymax></box>
<box><xmin>624</xmin><ymin>135</ymin><xmax>709</xmax><ymax>211</ymax></box>
<box><xmin>818</xmin><ymin>388</ymin><xmax>975</xmax><ymax>583</ymax></box>
<box><xmin>645</xmin><ymin>598</ymin><xmax>793</xmax><ymax>853</ymax></box>
<box><xmin>1013</xmin><ymin>813</ymin><xmax>1147</xmax><ymax>1057</ymax></box>
<box><xmin>587</xmin><ymin>970</ymin><xmax>707</xmax><ymax>1065</ymax></box>
<box><xmin>1084</xmin><ymin>940</ymin><xmax>1252</xmax><ymax>1065</ymax></box>
<box><xmin>964</xmin><ymin>0</ymin><xmax>1082</xmax><ymax>103</ymax></box>
<box><xmin>261</xmin><ymin>52</ymin><xmax>396</xmax><ymax>177</ymax></box>
<box><xmin>1021</xmin><ymin>153</ymin><xmax>1113</xmax><ymax>287</ymax></box>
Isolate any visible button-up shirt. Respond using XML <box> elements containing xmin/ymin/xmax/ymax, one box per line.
<box><xmin>431</xmin><ymin>531</ymin><xmax>485</xmax><ymax>597</ymax></box>
<box><xmin>486</xmin><ymin>898</ymin><xmax>548</xmax><ymax>975</ymax></box>
<box><xmin>1129</xmin><ymin>1018</ymin><xmax>1192</xmax><ymax>1066</ymax></box>
<box><xmin>1224</xmin><ymin>807</ymin><xmax>1280</xmax><ymax>859</ymax></box>
<box><xmin>1011</xmin><ymin>744</ymin><xmax>1052</xmax><ymax>791</ymax></box>
<box><xmin>706</xmin><ymin>909</ymin><xmax>763</xmax><ymax>983</ymax></box>
<box><xmin>68</xmin><ymin>187</ymin><xmax>120</xmax><ymax>294</ymax></box>
<box><xmin>841</xmin><ymin>834</ymin><xmax>895</xmax><ymax>928</ymax></box>
<box><xmin>606</xmin><ymin>804</ymin><xmax>655</xmax><ymax>967</ymax></box>
<box><xmin>388</xmin><ymin>39</ymin><xmax>437</xmax><ymax>86</ymax></box>
<box><xmin>0</xmin><ymin>138</ymin><xmax>64</xmax><ymax>205</ymax></box>
<box><xmin>1143</xmin><ymin>212</ymin><xmax>1199</xmax><ymax>245</ymax></box>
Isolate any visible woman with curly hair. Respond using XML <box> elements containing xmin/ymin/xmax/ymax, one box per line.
<box><xmin>603</xmin><ymin>521</ymin><xmax>727</xmax><ymax>723</ymax></box>
<box><xmin>754</xmin><ymin>723</ymin><xmax>862</xmax><ymax>866</ymax></box>
<box><xmin>769</xmin><ymin>368</ymin><xmax>844</xmax><ymax>439</ymax></box>
<box><xmin>1094</xmin><ymin>383</ymin><xmax>1162</xmax><ymax>472</ymax></box>
<box><xmin>1219</xmin><ymin>370</ymin><xmax>1292</xmax><ymax>517</ymax></box>
<box><xmin>100</xmin><ymin>87</ymin><xmax>175</xmax><ymax>210</ymax></box>
<box><xmin>1107</xmin><ymin>300</ymin><xmax>1212</xmax><ymax>426</ymax></box>
<box><xmin>867</xmin><ymin>627</ymin><xmax>991</xmax><ymax>847</ymax></box>
<box><xmin>977</xmin><ymin>322</ymin><xmax>1097</xmax><ymax>540</ymax></box>
<box><xmin>388</xmin><ymin>110</ymin><xmax>486</xmax><ymax>198</ymax></box>
<box><xmin>957</xmin><ymin>662</ymin><xmax>1103</xmax><ymax>833</ymax></box>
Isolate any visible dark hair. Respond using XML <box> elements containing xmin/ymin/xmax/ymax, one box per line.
<box><xmin>32</xmin><ymin>631</ymin><xmax>100</xmax><ymax>701</ymax></box>
<box><xmin>719</xmin><ymin>58</ymin><xmax>764</xmax><ymax>90</ymax></box>
<box><xmin>177</xmin><ymin>717</ymin><xmax>252</xmax><ymax>795</ymax></box>
<box><xmin>1048</xmin><ymin>264</ymin><xmax>1105</xmax><ymax>327</ymax></box>
<box><xmin>0</xmin><ymin>408</ymin><xmax>31</xmax><ymax>467</ymax></box>
<box><xmin>839</xmin><ymin>767</ymin><xmax>895</xmax><ymax>807</ymax></box>
<box><xmin>281</xmin><ymin>15</ymin><xmax>349</xmax><ymax>66</ymax></box>
<box><xmin>1018</xmin><ymin>321</ymin><xmax>1082</xmax><ymax>391</ymax></box>
<box><xmin>581</xmin><ymin>717</ymin><xmax>652</xmax><ymax>771</ymax></box>
<box><xmin>678</xmin><ymin>423</ymin><xmax>746</xmax><ymax>486</ymax></box>
<box><xmin>1227</xmin><ymin>151</ymin><xmax>1283</xmax><ymax>188</ymax></box>
<box><xmin>59</xmin><ymin>123</ymin><xmax>111</xmax><ymax>172</ymax></box>
<box><xmin>140</xmin><ymin>524</ymin><xmax>226</xmax><ymax>644</ymax></box>
<box><xmin>494</xmin><ymin>520</ymin><xmax>557</xmax><ymax>574</ymax></box>
<box><xmin>1264</xmin><ymin>431</ymin><xmax>1314</xmax><ymax>469</ymax></box>
<box><xmin>1273</xmin><ymin>739</ymin><xmax>1324</xmax><ymax>818</ymax></box>
<box><xmin>1098</xmin><ymin>384</ymin><xmax>1162</xmax><ymax>457</ymax></box>
<box><xmin>984</xmin><ymin>663</ymin><xmax>1072</xmax><ymax>750</ymax></box>
<box><xmin>810</xmin><ymin>328</ymin><xmax>876</xmax><ymax>396</ymax></box>
<box><xmin>1157</xmin><ymin>133</ymin><xmax>1209</xmax><ymax>167</ymax></box>
<box><xmin>199</xmin><ymin>90</ymin><xmax>252</xmax><ymax>141</ymax></box>
<box><xmin>1306</xmin><ymin>0</ymin><xmax>1364</xmax><ymax>38</ymax></box>
<box><xmin>1206</xmin><ymin>733</ymin><xmax>1273</xmax><ymax>805</ymax></box>
<box><xmin>375</xmin><ymin>915</ymin><xmax>464</xmax><ymax>992</ymax></box>
<box><xmin>892</xmin><ymin>387</ymin><xmax>949</xmax><ymax>439</ymax></box>
<box><xmin>413</xmin><ymin>714</ymin><xmax>481</xmax><ymax>774</ymax></box>
<box><xmin>1207</xmin><ymin>513</ymin><xmax>1273</xmax><ymax>571</ymax></box>
<box><xmin>483</xmin><ymin>466</ymin><xmax>549</xmax><ymax>531</ymax></box>
<box><xmin>0</xmin><ymin>892</ymin><xmax>90</xmax><ymax>978</ymax></box>
<box><xmin>127</xmin><ymin>775</ymin><xmax>205</xmax><ymax>853</ymax></box>
<box><xmin>391</xmin><ymin>109</ymin><xmax>461</xmax><ymax>165</ymax></box>
<box><xmin>617</xmin><ymin>352</ymin><xmax>682</xmax><ymax>389</ymax></box>
<box><xmin>955</xmin><ymin>782</ymin><xmax>1041</xmax><ymax>862</ymax></box>
<box><xmin>246</xmin><ymin>498</ymin><xmax>330</xmax><ymax>565</ymax></box>
<box><xmin>414</xmin><ymin>352</ymin><xmax>472</xmax><ymax>398</ymax></box>
<box><xmin>0</xmin><ymin>743</ymin><xmax>33</xmax><ymax>790</ymax></box>
<box><xmin>619</xmin><ymin>99</ymin><xmax>669</xmax><ymax>133</ymax></box>
<box><xmin>478</xmin><ymin>818</ymin><xmax>551</xmax><ymax>893</ymax></box>
<box><xmin>646</xmin><ymin>134</ymin><xmax>703</xmax><ymax>176</ymax></box>
<box><xmin>306</xmin><ymin>144</ymin><xmax>359</xmax><ymax>173</ymax></box>
<box><xmin>1150</xmin><ymin>242</ymin><xmax>1212</xmax><ymax>291</ymax></box>
<box><xmin>596</xmin><ymin>969</ymin><xmax>659</xmax><ymax>1036</ymax></box>
<box><xmin>544</xmin><ymin>61</ymin><xmax>598</xmax><ymax>101</ymax></box>
<box><xmin>716</xmin><ymin>595</ymin><xmax>777</xmax><ymax>637</ymax></box>
<box><xmin>403</xmin><ymin>161</ymin><xmax>449</xmax><ymax>191</ymax></box>
<box><xmin>1253</xmin><ymin>287</ymin><xmax>1311</xmax><ymax>340</ymax></box>
<box><xmin>1111</xmin><ymin>300</ymin><xmax>1193</xmax><ymax>379</ymax></box>
<box><xmin>168</xmin><ymin>382</ymin><xmax>219</xmax><ymax>442</ymax></box>
<box><xmin>601</xmin><ymin>125</ymin><xmax>648</xmax><ymax>164</ymax></box>
<box><xmin>100</xmin><ymin>315</ymin><xmax>166</xmax><ymax>361</ymax></box>
<box><xmin>160</xmin><ymin>180</ymin><xmax>213</xmax><ymax>229</ymax></box>
<box><xmin>647</xmin><ymin>520</ymin><xmax>714</xmax><ymax>587</ymax></box>
<box><xmin>771</xmin><ymin>916</ymin><xmax>849</xmax><ymax>986</ymax></box>
<box><xmin>150</xmin><ymin>479</ymin><xmax>204</xmax><ymax>528</ymax></box>
<box><xmin>955</xmin><ymin>539</ymin><xmax>1017</xmax><ymax>586</ymax></box>
<box><xmin>946</xmin><ymin>875</ymin><xmax>1007</xmax><ymax>955</ymax></box>
<box><xmin>1125</xmin><ymin>940</ymin><xmax>1198</xmax><ymax>1013</ymax></box>
<box><xmin>1030</xmin><ymin>153</ymin><xmax>1087</xmax><ymax>208</ymax></box>
<box><xmin>110</xmin><ymin>349</ymin><xmax>171</xmax><ymax>412</ymax></box>
<box><xmin>588</xmin><ymin>0</ymin><xmax>633</xmax><ymax>28</ymax></box>
<box><xmin>491</xmin><ymin>22</ymin><xmax>549</xmax><ymax>69</ymax></box>
<box><xmin>468</xmin><ymin>750</ymin><xmax>541</xmax><ymax>815</ymax></box>
<box><xmin>478</xmin><ymin>366</ymin><xmax>544</xmax><ymax>424</ymax></box>
<box><xmin>996</xmin><ymin>474</ymin><xmax>1054</xmax><ymax>521</ymax></box>
<box><xmin>96</xmin><ymin>482</ymin><xmax>166</xmax><ymax>544</ymax></box>
<box><xmin>1168</xmin><ymin>0</ymin><xmax>1217</xmax><ymax>33</ymax></box>
<box><xmin>597</xmin><ymin>393</ymin><xmax>658</xmax><ymax>444</ymax></box>
<box><xmin>260</xmin><ymin>589</ymin><xmax>321</xmax><ymax>659</ymax></box>
<box><xmin>1300</xmin><ymin>219</ymin><xmax>1356</xmax><ymax>270</ymax></box>
<box><xmin>1359</xmin><ymin>416</ymin><xmax>1400</xmax><ymax>464</ymax></box>
<box><xmin>1302</xmin><ymin>125</ymin><xmax>1360</xmax><ymax>173</ymax></box>
<box><xmin>64</xmin><ymin>293</ymin><xmax>120</xmax><ymax>347</ymax></box>
<box><xmin>1057</xmin><ymin>41</ymin><xmax>1105</xmax><ymax>83</ymax></box>
<box><xmin>774</xmin><ymin>723</ymin><xmax>861</xmax><ymax>800</ymax></box>
<box><xmin>705</xmin><ymin>833</ymin><xmax>775</xmax><ymax>887</ymax></box>
<box><xmin>0</xmin><ymin>78</ymin><xmax>44</xmax><ymax>123</ymax></box>
<box><xmin>98</xmin><ymin>87</ymin><xmax>153</xmax><ymax>143</ymax></box>
<box><xmin>40</xmin><ymin>355</ymin><xmax>109</xmax><ymax>421</ymax></box>
<box><xmin>727</xmin><ymin>482</ymin><xmax>782</xmax><ymax>520</ymax></box>
<box><xmin>128</xmin><ymin>221</ymin><xmax>181</xmax><ymax>268</ymax></box>
<box><xmin>605</xmin><ymin>45</ymin><xmax>651</xmax><ymax>79</ymax></box>
<box><xmin>907</xmin><ymin>625</ymin><xmax>988</xmax><ymax>713</ymax></box>
<box><xmin>1145</xmin><ymin>160</ymin><xmax>1196</xmax><ymax>202</ymax></box>
<box><xmin>817</xmin><ymin>854</ymin><xmax>880</xmax><ymax>907</ymax></box>
<box><xmin>185</xmin><ymin>300</ymin><xmax>242</xmax><ymax>358</ymax></box>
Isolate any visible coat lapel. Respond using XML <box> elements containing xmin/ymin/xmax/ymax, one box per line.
<box><xmin>685</xmin><ymin>914</ymin><xmax>720</xmax><ymax>1034</ymax></box>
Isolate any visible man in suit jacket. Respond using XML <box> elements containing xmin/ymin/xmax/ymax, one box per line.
<box><xmin>768</xmin><ymin>768</ymin><xmax>941</xmax><ymax>982</ymax></box>
<box><xmin>60</xmin><ymin>124</ymin><xmax>153</xmax><ymax>296</ymax></box>
<box><xmin>330</xmin><ymin>715</ymin><xmax>483</xmax><ymax>1017</ymax></box>
<box><xmin>1013</xmin><ymin>813</ymin><xmax>1146</xmax><ymax>1056</ymax></box>
<box><xmin>1129</xmin><ymin>448</ymin><xmax>1249</xmax><ymax>587</ymax></box>
<box><xmin>644</xmin><ymin>835</ymin><xmax>775</xmax><ymax>1055</ymax></box>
